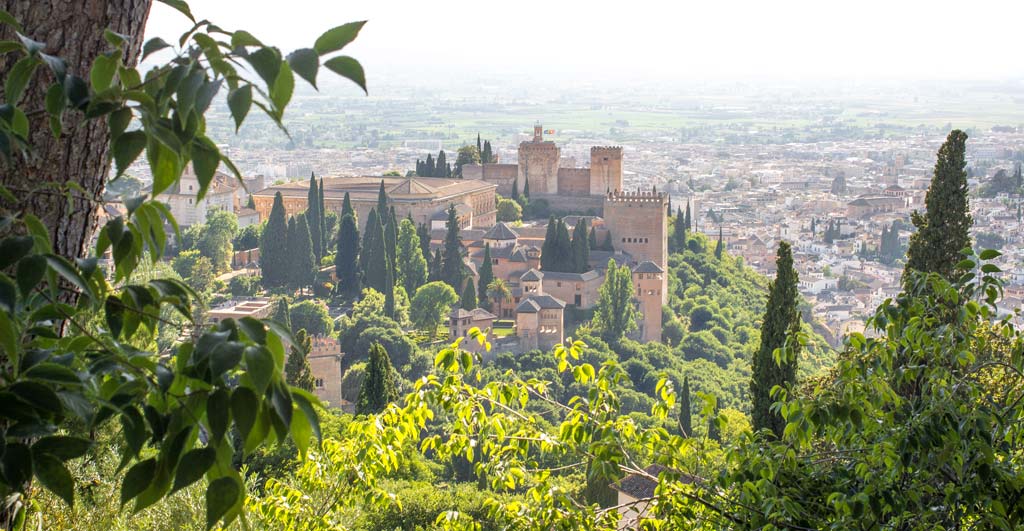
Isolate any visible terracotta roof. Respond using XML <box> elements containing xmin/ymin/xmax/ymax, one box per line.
<box><xmin>520</xmin><ymin>268</ymin><xmax>543</xmax><ymax>282</ymax></box>
<box><xmin>515</xmin><ymin>294</ymin><xmax>565</xmax><ymax>313</ymax></box>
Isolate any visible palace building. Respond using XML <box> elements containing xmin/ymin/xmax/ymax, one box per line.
<box><xmin>252</xmin><ymin>176</ymin><xmax>498</xmax><ymax>231</ymax></box>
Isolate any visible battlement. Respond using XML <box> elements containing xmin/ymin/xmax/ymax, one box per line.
<box><xmin>590</xmin><ymin>146</ymin><xmax>622</xmax><ymax>154</ymax></box>
<box><xmin>605</xmin><ymin>189</ymin><xmax>668</xmax><ymax>204</ymax></box>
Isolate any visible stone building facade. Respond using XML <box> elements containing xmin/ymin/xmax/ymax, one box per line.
<box><xmin>462</xmin><ymin>125</ymin><xmax>622</xmax><ymax>199</ymax></box>
<box><xmin>602</xmin><ymin>189</ymin><xmax>669</xmax><ymax>303</ymax></box>
<box><xmin>308</xmin><ymin>335</ymin><xmax>345</xmax><ymax>409</ymax></box>
<box><xmin>252</xmin><ymin>176</ymin><xmax>497</xmax><ymax>232</ymax></box>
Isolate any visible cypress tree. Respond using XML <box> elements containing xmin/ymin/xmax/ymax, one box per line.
<box><xmin>425</xmin><ymin>154</ymin><xmax>435</xmax><ymax>178</ymax></box>
<box><xmin>428</xmin><ymin>248</ymin><xmax>443</xmax><ymax>282</ymax></box>
<box><xmin>285</xmin><ymin>329</ymin><xmax>316</xmax><ymax>392</ymax></box>
<box><xmin>335</xmin><ymin>212</ymin><xmax>361</xmax><ymax>298</ymax></box>
<box><xmin>523</xmin><ymin>176</ymin><xmax>530</xmax><ymax>199</ymax></box>
<box><xmin>246</xmin><ymin>194</ymin><xmax>255</xmax><ymax>209</ymax></box>
<box><xmin>904</xmin><ymin>130</ymin><xmax>972</xmax><ymax>284</ymax></box>
<box><xmin>417</xmin><ymin>222</ymin><xmax>431</xmax><ymax>261</ymax></box>
<box><xmin>396</xmin><ymin>218</ymin><xmax>428</xmax><ymax>297</ymax></box>
<box><xmin>679</xmin><ymin>375</ymin><xmax>692</xmax><ymax>437</ymax></box>
<box><xmin>715</xmin><ymin>227</ymin><xmax>724</xmax><ymax>259</ymax></box>
<box><xmin>306</xmin><ymin>173</ymin><xmax>322</xmax><ymax>262</ymax></box>
<box><xmin>555</xmin><ymin>219</ymin><xmax>573</xmax><ymax>272</ymax></box>
<box><xmin>260</xmin><ymin>192</ymin><xmax>289</xmax><ymax>288</ymax></box>
<box><xmin>673</xmin><ymin>206</ymin><xmax>687</xmax><ymax>252</ymax></box>
<box><xmin>271</xmin><ymin>297</ymin><xmax>291</xmax><ymax>330</ymax></box>
<box><xmin>601</xmin><ymin>229</ymin><xmax>614</xmax><ymax>252</ymax></box>
<box><xmin>286</xmin><ymin>216</ymin><xmax>298</xmax><ymax>287</ymax></box>
<box><xmin>292</xmin><ymin>215</ymin><xmax>316</xmax><ymax>293</ymax></box>
<box><xmin>588</xmin><ymin>225</ymin><xmax>598</xmax><ymax>250</ymax></box>
<box><xmin>385</xmin><ymin>206</ymin><xmax>398</xmax><ymax>276</ymax></box>
<box><xmin>436</xmin><ymin>150</ymin><xmax>447</xmax><ymax>178</ymax></box>
<box><xmin>384</xmin><ymin>260</ymin><xmax>396</xmax><ymax>319</ymax></box>
<box><xmin>511</xmin><ymin>176</ymin><xmax>519</xmax><ymax>202</ymax></box>
<box><xmin>342</xmin><ymin>191</ymin><xmax>355</xmax><ymax>219</ymax></box>
<box><xmin>684</xmin><ymin>202</ymin><xmax>692</xmax><ymax>232</ymax></box>
<box><xmin>461</xmin><ymin>282</ymin><xmax>477</xmax><ymax>310</ymax></box>
<box><xmin>540</xmin><ymin>216</ymin><xmax>557</xmax><ymax>271</ymax></box>
<box><xmin>478</xmin><ymin>243</ymin><xmax>494</xmax><ymax>309</ymax></box>
<box><xmin>416</xmin><ymin>159</ymin><xmax>424</xmax><ymax>177</ymax></box>
<box><xmin>571</xmin><ymin>219</ymin><xmax>590</xmax><ymax>273</ymax></box>
<box><xmin>356</xmin><ymin>343</ymin><xmax>399</xmax><ymax>415</ymax></box>
<box><xmin>446</xmin><ymin>162</ymin><xmax>452</xmax><ymax>178</ymax></box>
<box><xmin>751</xmin><ymin>241</ymin><xmax>800</xmax><ymax>438</ymax></box>
<box><xmin>319</xmin><ymin>177</ymin><xmax>327</xmax><ymax>254</ymax></box>
<box><xmin>441</xmin><ymin>204</ymin><xmax>464</xmax><ymax>291</ymax></box>
<box><xmin>482</xmin><ymin>140</ymin><xmax>493</xmax><ymax>164</ymax></box>
<box><xmin>476</xmin><ymin>133</ymin><xmax>481</xmax><ymax>155</ymax></box>
<box><xmin>376</xmin><ymin>180</ymin><xmax>388</xmax><ymax>215</ymax></box>
<box><xmin>362</xmin><ymin>209</ymin><xmax>388</xmax><ymax>293</ymax></box>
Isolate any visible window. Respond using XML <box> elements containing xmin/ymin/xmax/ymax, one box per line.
<box><xmin>315</xmin><ymin>378</ymin><xmax>324</xmax><ymax>389</ymax></box>
<box><xmin>574</xmin><ymin>294</ymin><xmax>581</xmax><ymax>306</ymax></box>
<box><xmin>557</xmin><ymin>282</ymin><xmax>562</xmax><ymax>287</ymax></box>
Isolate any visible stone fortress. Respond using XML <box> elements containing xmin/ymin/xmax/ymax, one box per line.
<box><xmin>462</xmin><ymin>124</ymin><xmax>623</xmax><ymax>204</ymax></box>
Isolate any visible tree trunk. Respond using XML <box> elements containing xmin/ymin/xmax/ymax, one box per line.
<box><xmin>0</xmin><ymin>0</ymin><xmax>152</xmax><ymax>261</ymax></box>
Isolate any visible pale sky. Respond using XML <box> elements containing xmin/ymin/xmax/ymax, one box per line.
<box><xmin>144</xmin><ymin>0</ymin><xmax>1024</xmax><ymax>85</ymax></box>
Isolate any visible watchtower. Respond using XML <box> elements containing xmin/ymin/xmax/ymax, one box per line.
<box><xmin>590</xmin><ymin>146</ymin><xmax>623</xmax><ymax>195</ymax></box>
<box><xmin>518</xmin><ymin>124</ymin><xmax>560</xmax><ymax>194</ymax></box>
<box><xmin>602</xmin><ymin>188</ymin><xmax>669</xmax><ymax>303</ymax></box>
<box><xmin>632</xmin><ymin>262</ymin><xmax>665</xmax><ymax>342</ymax></box>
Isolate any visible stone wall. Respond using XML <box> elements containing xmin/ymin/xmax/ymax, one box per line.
<box><xmin>590</xmin><ymin>146</ymin><xmax>623</xmax><ymax>195</ymax></box>
<box><xmin>518</xmin><ymin>141</ymin><xmax>560</xmax><ymax>195</ymax></box>
<box><xmin>557</xmin><ymin>168</ymin><xmax>592</xmax><ymax>196</ymax></box>
<box><xmin>463</xmin><ymin>163</ymin><xmax>519</xmax><ymax>196</ymax></box>
<box><xmin>602</xmin><ymin>189</ymin><xmax>668</xmax><ymax>302</ymax></box>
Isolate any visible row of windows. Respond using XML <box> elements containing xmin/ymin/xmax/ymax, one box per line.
<box><xmin>622</xmin><ymin>237</ymin><xmax>649</xmax><ymax>244</ymax></box>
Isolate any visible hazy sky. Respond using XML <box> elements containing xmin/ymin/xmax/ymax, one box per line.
<box><xmin>145</xmin><ymin>0</ymin><xmax>1024</xmax><ymax>85</ymax></box>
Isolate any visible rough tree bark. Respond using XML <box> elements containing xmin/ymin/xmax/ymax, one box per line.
<box><xmin>0</xmin><ymin>0</ymin><xmax>153</xmax><ymax>261</ymax></box>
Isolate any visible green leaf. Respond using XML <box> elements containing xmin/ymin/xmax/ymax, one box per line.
<box><xmin>35</xmin><ymin>454</ymin><xmax>74</xmax><ymax>506</ymax></box>
<box><xmin>286</xmin><ymin>48</ymin><xmax>319</xmax><ymax>89</ymax></box>
<box><xmin>90</xmin><ymin>54</ymin><xmax>117</xmax><ymax>92</ymax></box>
<box><xmin>103</xmin><ymin>29</ymin><xmax>127</xmax><ymax>48</ymax></box>
<box><xmin>210</xmin><ymin>341</ymin><xmax>244</xmax><ymax>379</ymax></box>
<box><xmin>207</xmin><ymin>388</ymin><xmax>229</xmax><ymax>443</ymax></box>
<box><xmin>243</xmin><ymin>346</ymin><xmax>274</xmax><ymax>395</ymax></box>
<box><xmin>64</xmin><ymin>75</ymin><xmax>89</xmax><ymax>109</ymax></box>
<box><xmin>24</xmin><ymin>362</ymin><xmax>80</xmax><ymax>385</ymax></box>
<box><xmin>292</xmin><ymin>391</ymin><xmax>321</xmax><ymax>445</ymax></box>
<box><xmin>289</xmin><ymin>404</ymin><xmax>312</xmax><ymax>458</ymax></box>
<box><xmin>0</xmin><ymin>9</ymin><xmax>23</xmax><ymax>31</ymax></box>
<box><xmin>230</xmin><ymin>387</ymin><xmax>258</xmax><ymax>441</ymax></box>
<box><xmin>32</xmin><ymin>436</ymin><xmax>93</xmax><ymax>461</ymax></box>
<box><xmin>113</xmin><ymin>130</ymin><xmax>146</xmax><ymax>177</ymax></box>
<box><xmin>979</xmin><ymin>249</ymin><xmax>1002</xmax><ymax>260</ymax></box>
<box><xmin>237</xmin><ymin>317</ymin><xmax>266</xmax><ymax>344</ymax></box>
<box><xmin>226</xmin><ymin>85</ymin><xmax>251</xmax><ymax>132</ymax></box>
<box><xmin>120</xmin><ymin>458</ymin><xmax>156</xmax><ymax>507</ymax></box>
<box><xmin>146</xmin><ymin>136</ymin><xmax>182</xmax><ymax>196</ymax></box>
<box><xmin>269</xmin><ymin>382</ymin><xmax>292</xmax><ymax>440</ymax></box>
<box><xmin>5</xmin><ymin>55</ymin><xmax>39</xmax><ymax>105</ymax></box>
<box><xmin>205</xmin><ymin>476</ymin><xmax>240</xmax><ymax>530</ymax></box>
<box><xmin>313</xmin><ymin>21</ymin><xmax>366</xmax><ymax>55</ymax></box>
<box><xmin>230</xmin><ymin>30</ymin><xmax>262</xmax><ymax>49</ymax></box>
<box><xmin>109</xmin><ymin>107</ymin><xmax>132</xmax><ymax>139</ymax></box>
<box><xmin>171</xmin><ymin>447</ymin><xmax>216</xmax><ymax>495</ymax></box>
<box><xmin>141</xmin><ymin>37</ymin><xmax>171</xmax><ymax>62</ymax></box>
<box><xmin>156</xmin><ymin>0</ymin><xmax>196</xmax><ymax>22</ymax></box>
<box><xmin>44</xmin><ymin>254</ymin><xmax>95</xmax><ymax>300</ymax></box>
<box><xmin>0</xmin><ymin>236</ymin><xmax>33</xmax><ymax>269</ymax></box>
<box><xmin>0</xmin><ymin>443</ymin><xmax>32</xmax><ymax>488</ymax></box>
<box><xmin>270</xmin><ymin>61</ymin><xmax>294</xmax><ymax>116</ymax></box>
<box><xmin>244</xmin><ymin>47</ymin><xmax>281</xmax><ymax>88</ymax></box>
<box><xmin>16</xmin><ymin>254</ymin><xmax>45</xmax><ymax>296</ymax></box>
<box><xmin>323</xmin><ymin>56</ymin><xmax>367</xmax><ymax>94</ymax></box>
<box><xmin>191</xmin><ymin>136</ymin><xmax>220</xmax><ymax>201</ymax></box>
<box><xmin>105</xmin><ymin>295</ymin><xmax>124</xmax><ymax>338</ymax></box>
<box><xmin>0</xmin><ymin>275</ymin><xmax>16</xmax><ymax>313</ymax></box>
<box><xmin>11</xmin><ymin>381</ymin><xmax>62</xmax><ymax>414</ymax></box>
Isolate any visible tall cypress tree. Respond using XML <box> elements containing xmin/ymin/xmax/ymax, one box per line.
<box><xmin>684</xmin><ymin>201</ymin><xmax>692</xmax><ymax>232</ymax></box>
<box><xmin>384</xmin><ymin>260</ymin><xmax>396</xmax><ymax>319</ymax></box>
<box><xmin>376</xmin><ymin>180</ymin><xmax>388</xmax><ymax>215</ymax></box>
<box><xmin>417</xmin><ymin>222</ymin><xmax>431</xmax><ymax>261</ymax></box>
<box><xmin>555</xmin><ymin>219</ymin><xmax>573</xmax><ymax>272</ymax></box>
<box><xmin>362</xmin><ymin>208</ymin><xmax>388</xmax><ymax>293</ymax></box>
<box><xmin>319</xmin><ymin>177</ymin><xmax>327</xmax><ymax>254</ymax></box>
<box><xmin>261</xmin><ymin>192</ymin><xmax>289</xmax><ymax>288</ymax></box>
<box><xmin>285</xmin><ymin>329</ymin><xmax>316</xmax><ymax>392</ymax></box>
<box><xmin>436</xmin><ymin>151</ymin><xmax>447</xmax><ymax>178</ymax></box>
<box><xmin>904</xmin><ymin>130</ymin><xmax>972</xmax><ymax>284</ymax></box>
<box><xmin>511</xmin><ymin>176</ymin><xmax>519</xmax><ymax>202</ymax></box>
<box><xmin>285</xmin><ymin>216</ymin><xmax>298</xmax><ymax>288</ymax></box>
<box><xmin>441</xmin><ymin>204</ymin><xmax>464</xmax><ymax>291</ymax></box>
<box><xmin>396</xmin><ymin>218</ymin><xmax>428</xmax><ymax>297</ymax></box>
<box><xmin>461</xmin><ymin>282</ymin><xmax>477</xmax><ymax>310</ymax></box>
<box><xmin>271</xmin><ymin>297</ymin><xmax>291</xmax><ymax>330</ymax></box>
<box><xmin>356</xmin><ymin>343</ymin><xmax>399</xmax><ymax>415</ymax></box>
<box><xmin>386</xmin><ymin>206</ymin><xmax>398</xmax><ymax>277</ymax></box>
<box><xmin>751</xmin><ymin>241</ymin><xmax>800</xmax><ymax>438</ymax></box>
<box><xmin>482</xmin><ymin>140</ymin><xmax>492</xmax><ymax>164</ymax></box>
<box><xmin>571</xmin><ymin>219</ymin><xmax>590</xmax><ymax>273</ymax></box>
<box><xmin>291</xmin><ymin>215</ymin><xmax>316</xmax><ymax>293</ymax></box>
<box><xmin>425</xmin><ymin>154</ymin><xmax>435</xmax><ymax>178</ymax></box>
<box><xmin>335</xmin><ymin>211</ymin><xmax>360</xmax><ymax>298</ymax></box>
<box><xmin>679</xmin><ymin>375</ymin><xmax>692</xmax><ymax>437</ymax></box>
<box><xmin>476</xmin><ymin>133</ymin><xmax>481</xmax><ymax>155</ymax></box>
<box><xmin>428</xmin><ymin>248</ymin><xmax>443</xmax><ymax>282</ymax></box>
<box><xmin>523</xmin><ymin>176</ymin><xmax>530</xmax><ymax>199</ymax></box>
<box><xmin>673</xmin><ymin>206</ymin><xmax>687</xmax><ymax>252</ymax></box>
<box><xmin>478</xmin><ymin>244</ymin><xmax>494</xmax><ymax>309</ymax></box>
<box><xmin>540</xmin><ymin>216</ymin><xmax>557</xmax><ymax>271</ymax></box>
<box><xmin>588</xmin><ymin>225</ymin><xmax>598</xmax><ymax>250</ymax></box>
<box><xmin>306</xmin><ymin>173</ymin><xmax>322</xmax><ymax>262</ymax></box>
<box><xmin>715</xmin><ymin>227</ymin><xmax>724</xmax><ymax>259</ymax></box>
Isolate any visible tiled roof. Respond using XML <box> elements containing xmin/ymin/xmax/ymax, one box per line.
<box><xmin>483</xmin><ymin>222</ymin><xmax>519</xmax><ymax>240</ymax></box>
<box><xmin>540</xmin><ymin>270</ymin><xmax>601</xmax><ymax>282</ymax></box>
<box><xmin>632</xmin><ymin>261</ymin><xmax>665</xmax><ymax>274</ymax></box>
<box><xmin>520</xmin><ymin>268</ymin><xmax>543</xmax><ymax>282</ymax></box>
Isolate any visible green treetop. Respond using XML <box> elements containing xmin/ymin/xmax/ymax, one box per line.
<box><xmin>386</xmin><ymin>206</ymin><xmax>398</xmax><ymax>275</ymax></box>
<box><xmin>356</xmin><ymin>343</ymin><xmax>399</xmax><ymax>415</ymax></box>
<box><xmin>477</xmin><ymin>243</ymin><xmax>494</xmax><ymax>309</ymax></box>
<box><xmin>285</xmin><ymin>328</ymin><xmax>316</xmax><ymax>392</ymax></box>
<box><xmin>461</xmin><ymin>282</ymin><xmax>477</xmax><ymax>310</ymax></box>
<box><xmin>715</xmin><ymin>227</ymin><xmax>724</xmax><ymax>259</ymax></box>
<box><xmin>751</xmin><ymin>241</ymin><xmax>800</xmax><ymax>438</ymax></box>
<box><xmin>362</xmin><ymin>208</ymin><xmax>389</xmax><ymax>294</ymax></box>
<box><xmin>679</xmin><ymin>375</ymin><xmax>692</xmax><ymax>437</ymax></box>
<box><xmin>261</xmin><ymin>192</ymin><xmax>290</xmax><ymax>288</ymax></box>
<box><xmin>594</xmin><ymin>259</ymin><xmax>638</xmax><ymax>343</ymax></box>
<box><xmin>290</xmin><ymin>215</ymin><xmax>316</xmax><ymax>293</ymax></box>
<box><xmin>410</xmin><ymin>281</ymin><xmax>459</xmax><ymax>337</ymax></box>
<box><xmin>904</xmin><ymin>129</ymin><xmax>972</xmax><ymax>285</ymax></box>
<box><xmin>571</xmin><ymin>219</ymin><xmax>591</xmax><ymax>273</ymax></box>
<box><xmin>306</xmin><ymin>173</ymin><xmax>322</xmax><ymax>262</ymax></box>
<box><xmin>441</xmin><ymin>204</ymin><xmax>465</xmax><ymax>291</ymax></box>
<box><xmin>396</xmin><ymin>218</ymin><xmax>428</xmax><ymax>297</ymax></box>
<box><xmin>335</xmin><ymin>212</ymin><xmax>361</xmax><ymax>298</ymax></box>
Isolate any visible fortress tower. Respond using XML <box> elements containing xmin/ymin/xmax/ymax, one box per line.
<box><xmin>602</xmin><ymin>188</ymin><xmax>669</xmax><ymax>303</ymax></box>
<box><xmin>518</xmin><ymin>125</ymin><xmax>560</xmax><ymax>194</ymax></box>
<box><xmin>589</xmin><ymin>146</ymin><xmax>623</xmax><ymax>195</ymax></box>
<box><xmin>632</xmin><ymin>262</ymin><xmax>665</xmax><ymax>342</ymax></box>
